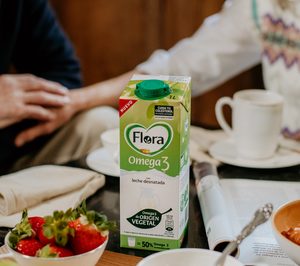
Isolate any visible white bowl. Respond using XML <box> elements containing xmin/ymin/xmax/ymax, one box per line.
<box><xmin>272</xmin><ymin>199</ymin><xmax>300</xmax><ymax>265</ymax></box>
<box><xmin>4</xmin><ymin>232</ymin><xmax>107</xmax><ymax>266</ymax></box>
<box><xmin>137</xmin><ymin>248</ymin><xmax>243</xmax><ymax>266</ymax></box>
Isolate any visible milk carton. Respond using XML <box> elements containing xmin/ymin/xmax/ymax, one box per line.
<box><xmin>119</xmin><ymin>75</ymin><xmax>191</xmax><ymax>251</ymax></box>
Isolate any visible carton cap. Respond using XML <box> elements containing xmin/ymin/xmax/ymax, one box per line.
<box><xmin>135</xmin><ymin>79</ymin><xmax>171</xmax><ymax>100</ymax></box>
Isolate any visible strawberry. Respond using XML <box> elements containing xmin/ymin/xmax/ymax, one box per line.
<box><xmin>40</xmin><ymin>209</ymin><xmax>74</xmax><ymax>246</ymax></box>
<box><xmin>15</xmin><ymin>238</ymin><xmax>43</xmax><ymax>256</ymax></box>
<box><xmin>28</xmin><ymin>216</ymin><xmax>45</xmax><ymax>235</ymax></box>
<box><xmin>8</xmin><ymin>210</ymin><xmax>44</xmax><ymax>256</ymax></box>
<box><xmin>37</xmin><ymin>228</ymin><xmax>56</xmax><ymax>245</ymax></box>
<box><xmin>37</xmin><ymin>244</ymin><xmax>73</xmax><ymax>258</ymax></box>
<box><xmin>69</xmin><ymin>218</ymin><xmax>108</xmax><ymax>254</ymax></box>
<box><xmin>68</xmin><ymin>201</ymin><xmax>113</xmax><ymax>254</ymax></box>
<box><xmin>8</xmin><ymin>210</ymin><xmax>35</xmax><ymax>249</ymax></box>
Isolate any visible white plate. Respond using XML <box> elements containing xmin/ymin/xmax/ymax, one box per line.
<box><xmin>86</xmin><ymin>148</ymin><xmax>120</xmax><ymax>177</ymax></box>
<box><xmin>209</xmin><ymin>139</ymin><xmax>300</xmax><ymax>169</ymax></box>
<box><xmin>137</xmin><ymin>248</ymin><xmax>243</xmax><ymax>266</ymax></box>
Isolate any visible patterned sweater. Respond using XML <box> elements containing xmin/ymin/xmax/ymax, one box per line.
<box><xmin>137</xmin><ymin>0</ymin><xmax>300</xmax><ymax>132</ymax></box>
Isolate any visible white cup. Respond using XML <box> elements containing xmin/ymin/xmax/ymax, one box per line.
<box><xmin>100</xmin><ymin>128</ymin><xmax>119</xmax><ymax>163</ymax></box>
<box><xmin>215</xmin><ymin>89</ymin><xmax>283</xmax><ymax>159</ymax></box>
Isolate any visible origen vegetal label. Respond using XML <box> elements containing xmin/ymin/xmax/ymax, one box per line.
<box><xmin>119</xmin><ymin>75</ymin><xmax>191</xmax><ymax>251</ymax></box>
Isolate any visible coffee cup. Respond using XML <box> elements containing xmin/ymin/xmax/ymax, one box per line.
<box><xmin>100</xmin><ymin>128</ymin><xmax>119</xmax><ymax>163</ymax></box>
<box><xmin>215</xmin><ymin>89</ymin><xmax>283</xmax><ymax>159</ymax></box>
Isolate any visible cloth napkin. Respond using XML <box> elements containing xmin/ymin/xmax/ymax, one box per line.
<box><xmin>0</xmin><ymin>165</ymin><xmax>105</xmax><ymax>227</ymax></box>
<box><xmin>189</xmin><ymin>125</ymin><xmax>227</xmax><ymax>166</ymax></box>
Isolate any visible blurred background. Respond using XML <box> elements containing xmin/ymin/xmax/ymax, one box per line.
<box><xmin>50</xmin><ymin>0</ymin><xmax>263</xmax><ymax>128</ymax></box>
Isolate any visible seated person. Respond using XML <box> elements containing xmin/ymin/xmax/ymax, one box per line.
<box><xmin>0</xmin><ymin>0</ymin><xmax>119</xmax><ymax>174</ymax></box>
<box><xmin>97</xmin><ymin>0</ymin><xmax>300</xmax><ymax>141</ymax></box>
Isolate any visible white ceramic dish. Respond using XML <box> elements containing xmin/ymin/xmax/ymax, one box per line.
<box><xmin>209</xmin><ymin>139</ymin><xmax>300</xmax><ymax>169</ymax></box>
<box><xmin>100</xmin><ymin>128</ymin><xmax>119</xmax><ymax>161</ymax></box>
<box><xmin>86</xmin><ymin>148</ymin><xmax>119</xmax><ymax>177</ymax></box>
<box><xmin>272</xmin><ymin>200</ymin><xmax>300</xmax><ymax>265</ymax></box>
<box><xmin>3</xmin><ymin>232</ymin><xmax>107</xmax><ymax>266</ymax></box>
<box><xmin>137</xmin><ymin>248</ymin><xmax>243</xmax><ymax>266</ymax></box>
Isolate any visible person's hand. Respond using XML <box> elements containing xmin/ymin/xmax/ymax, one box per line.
<box><xmin>14</xmin><ymin>90</ymin><xmax>80</xmax><ymax>147</ymax></box>
<box><xmin>13</xmin><ymin>70</ymin><xmax>137</xmax><ymax>146</ymax></box>
<box><xmin>0</xmin><ymin>74</ymin><xmax>70</xmax><ymax>127</ymax></box>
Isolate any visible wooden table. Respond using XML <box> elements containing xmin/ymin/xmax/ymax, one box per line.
<box><xmin>97</xmin><ymin>251</ymin><xmax>142</xmax><ymax>266</ymax></box>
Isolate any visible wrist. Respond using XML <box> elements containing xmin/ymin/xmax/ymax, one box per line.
<box><xmin>69</xmin><ymin>89</ymin><xmax>87</xmax><ymax>113</ymax></box>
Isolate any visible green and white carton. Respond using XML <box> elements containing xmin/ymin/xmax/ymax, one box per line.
<box><xmin>119</xmin><ymin>74</ymin><xmax>191</xmax><ymax>251</ymax></box>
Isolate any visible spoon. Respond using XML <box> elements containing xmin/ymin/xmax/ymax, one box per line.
<box><xmin>214</xmin><ymin>203</ymin><xmax>273</xmax><ymax>266</ymax></box>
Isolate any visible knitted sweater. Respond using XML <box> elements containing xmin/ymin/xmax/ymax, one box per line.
<box><xmin>137</xmin><ymin>0</ymin><xmax>300</xmax><ymax>132</ymax></box>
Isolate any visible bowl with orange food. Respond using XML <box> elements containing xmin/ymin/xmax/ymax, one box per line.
<box><xmin>3</xmin><ymin>202</ymin><xmax>114</xmax><ymax>266</ymax></box>
<box><xmin>272</xmin><ymin>199</ymin><xmax>300</xmax><ymax>265</ymax></box>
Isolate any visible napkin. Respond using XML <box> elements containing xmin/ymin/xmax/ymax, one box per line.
<box><xmin>0</xmin><ymin>165</ymin><xmax>105</xmax><ymax>227</ymax></box>
<box><xmin>189</xmin><ymin>125</ymin><xmax>226</xmax><ymax>166</ymax></box>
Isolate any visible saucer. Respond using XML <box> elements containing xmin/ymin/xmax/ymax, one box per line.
<box><xmin>209</xmin><ymin>139</ymin><xmax>300</xmax><ymax>169</ymax></box>
<box><xmin>86</xmin><ymin>148</ymin><xmax>120</xmax><ymax>177</ymax></box>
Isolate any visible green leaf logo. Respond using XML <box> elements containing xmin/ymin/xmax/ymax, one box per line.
<box><xmin>125</xmin><ymin>122</ymin><xmax>173</xmax><ymax>156</ymax></box>
<box><xmin>127</xmin><ymin>208</ymin><xmax>172</xmax><ymax>229</ymax></box>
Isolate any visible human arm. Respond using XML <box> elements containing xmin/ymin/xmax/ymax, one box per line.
<box><xmin>14</xmin><ymin>71</ymin><xmax>135</xmax><ymax>146</ymax></box>
<box><xmin>136</xmin><ymin>0</ymin><xmax>262</xmax><ymax>96</ymax></box>
<box><xmin>12</xmin><ymin>56</ymin><xmax>134</xmax><ymax>147</ymax></box>
<box><xmin>58</xmin><ymin>0</ymin><xmax>262</xmax><ymax>111</ymax></box>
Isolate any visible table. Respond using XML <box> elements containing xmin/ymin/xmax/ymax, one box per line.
<box><xmin>97</xmin><ymin>251</ymin><xmax>142</xmax><ymax>266</ymax></box>
<box><xmin>1</xmin><ymin>159</ymin><xmax>300</xmax><ymax>264</ymax></box>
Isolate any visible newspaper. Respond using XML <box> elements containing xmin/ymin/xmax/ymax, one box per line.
<box><xmin>194</xmin><ymin>162</ymin><xmax>299</xmax><ymax>266</ymax></box>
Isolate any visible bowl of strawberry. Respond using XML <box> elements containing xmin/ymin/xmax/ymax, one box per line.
<box><xmin>4</xmin><ymin>202</ymin><xmax>114</xmax><ymax>266</ymax></box>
